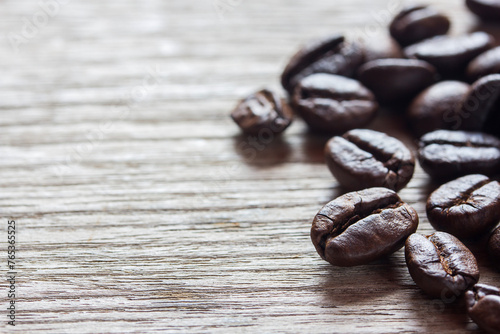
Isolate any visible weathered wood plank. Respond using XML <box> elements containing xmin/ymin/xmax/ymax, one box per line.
<box><xmin>1</xmin><ymin>0</ymin><xmax>500</xmax><ymax>333</ymax></box>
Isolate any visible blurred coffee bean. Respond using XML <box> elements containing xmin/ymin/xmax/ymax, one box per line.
<box><xmin>360</xmin><ymin>34</ymin><xmax>403</xmax><ymax>63</ymax></box>
<box><xmin>281</xmin><ymin>35</ymin><xmax>363</xmax><ymax>95</ymax></box>
<box><xmin>418</xmin><ymin>130</ymin><xmax>500</xmax><ymax>180</ymax></box>
<box><xmin>405</xmin><ymin>232</ymin><xmax>480</xmax><ymax>298</ymax></box>
<box><xmin>231</xmin><ymin>89</ymin><xmax>293</xmax><ymax>135</ymax></box>
<box><xmin>407</xmin><ymin>81</ymin><xmax>471</xmax><ymax>136</ymax></box>
<box><xmin>405</xmin><ymin>32</ymin><xmax>495</xmax><ymax>77</ymax></box>
<box><xmin>489</xmin><ymin>226</ymin><xmax>500</xmax><ymax>269</ymax></box>
<box><xmin>390</xmin><ymin>5</ymin><xmax>450</xmax><ymax>47</ymax></box>
<box><xmin>457</xmin><ymin>74</ymin><xmax>500</xmax><ymax>136</ymax></box>
<box><xmin>311</xmin><ymin>187</ymin><xmax>418</xmax><ymax>267</ymax></box>
<box><xmin>358</xmin><ymin>58</ymin><xmax>436</xmax><ymax>104</ymax></box>
<box><xmin>467</xmin><ymin>47</ymin><xmax>500</xmax><ymax>81</ymax></box>
<box><xmin>325</xmin><ymin>129</ymin><xmax>415</xmax><ymax>192</ymax></box>
<box><xmin>466</xmin><ymin>0</ymin><xmax>500</xmax><ymax>21</ymax></box>
<box><xmin>427</xmin><ymin>174</ymin><xmax>500</xmax><ymax>239</ymax></box>
<box><xmin>292</xmin><ymin>73</ymin><xmax>378</xmax><ymax>134</ymax></box>
<box><xmin>466</xmin><ymin>284</ymin><xmax>500</xmax><ymax>334</ymax></box>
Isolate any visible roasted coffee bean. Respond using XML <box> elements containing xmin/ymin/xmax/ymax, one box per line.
<box><xmin>457</xmin><ymin>74</ymin><xmax>500</xmax><ymax>136</ymax></box>
<box><xmin>324</xmin><ymin>129</ymin><xmax>415</xmax><ymax>192</ymax></box>
<box><xmin>230</xmin><ymin>89</ymin><xmax>293</xmax><ymax>135</ymax></box>
<box><xmin>466</xmin><ymin>0</ymin><xmax>500</xmax><ymax>21</ymax></box>
<box><xmin>405</xmin><ymin>32</ymin><xmax>495</xmax><ymax>77</ymax></box>
<box><xmin>389</xmin><ymin>5</ymin><xmax>450</xmax><ymax>47</ymax></box>
<box><xmin>488</xmin><ymin>226</ymin><xmax>500</xmax><ymax>268</ymax></box>
<box><xmin>311</xmin><ymin>187</ymin><xmax>418</xmax><ymax>267</ymax></box>
<box><xmin>360</xmin><ymin>34</ymin><xmax>403</xmax><ymax>63</ymax></box>
<box><xmin>407</xmin><ymin>81</ymin><xmax>471</xmax><ymax>136</ymax></box>
<box><xmin>466</xmin><ymin>284</ymin><xmax>500</xmax><ymax>334</ymax></box>
<box><xmin>357</xmin><ymin>58</ymin><xmax>436</xmax><ymax>104</ymax></box>
<box><xmin>426</xmin><ymin>174</ymin><xmax>500</xmax><ymax>239</ymax></box>
<box><xmin>405</xmin><ymin>232</ymin><xmax>480</xmax><ymax>298</ymax></box>
<box><xmin>418</xmin><ymin>130</ymin><xmax>500</xmax><ymax>180</ymax></box>
<box><xmin>281</xmin><ymin>35</ymin><xmax>364</xmax><ymax>95</ymax></box>
<box><xmin>467</xmin><ymin>47</ymin><xmax>500</xmax><ymax>81</ymax></box>
<box><xmin>292</xmin><ymin>73</ymin><xmax>378</xmax><ymax>134</ymax></box>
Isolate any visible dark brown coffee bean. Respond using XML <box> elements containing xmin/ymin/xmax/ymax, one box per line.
<box><xmin>360</xmin><ymin>34</ymin><xmax>403</xmax><ymax>63</ymax></box>
<box><xmin>389</xmin><ymin>5</ymin><xmax>450</xmax><ymax>47</ymax></box>
<box><xmin>357</xmin><ymin>58</ymin><xmax>436</xmax><ymax>104</ymax></box>
<box><xmin>230</xmin><ymin>89</ymin><xmax>293</xmax><ymax>135</ymax></box>
<box><xmin>467</xmin><ymin>47</ymin><xmax>500</xmax><ymax>82</ymax></box>
<box><xmin>311</xmin><ymin>187</ymin><xmax>418</xmax><ymax>267</ymax></box>
<box><xmin>466</xmin><ymin>0</ymin><xmax>500</xmax><ymax>21</ymax></box>
<box><xmin>405</xmin><ymin>232</ymin><xmax>480</xmax><ymax>298</ymax></box>
<box><xmin>292</xmin><ymin>73</ymin><xmax>378</xmax><ymax>134</ymax></box>
<box><xmin>281</xmin><ymin>35</ymin><xmax>364</xmax><ymax>95</ymax></box>
<box><xmin>324</xmin><ymin>129</ymin><xmax>415</xmax><ymax>192</ymax></box>
<box><xmin>466</xmin><ymin>284</ymin><xmax>500</xmax><ymax>334</ymax></box>
<box><xmin>488</xmin><ymin>226</ymin><xmax>500</xmax><ymax>268</ymax></box>
<box><xmin>418</xmin><ymin>130</ymin><xmax>500</xmax><ymax>180</ymax></box>
<box><xmin>426</xmin><ymin>174</ymin><xmax>500</xmax><ymax>239</ymax></box>
<box><xmin>457</xmin><ymin>74</ymin><xmax>500</xmax><ymax>136</ymax></box>
<box><xmin>407</xmin><ymin>81</ymin><xmax>471</xmax><ymax>136</ymax></box>
<box><xmin>404</xmin><ymin>32</ymin><xmax>495</xmax><ymax>77</ymax></box>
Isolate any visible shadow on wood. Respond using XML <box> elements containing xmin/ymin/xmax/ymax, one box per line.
<box><xmin>232</xmin><ymin>134</ymin><xmax>292</xmax><ymax>167</ymax></box>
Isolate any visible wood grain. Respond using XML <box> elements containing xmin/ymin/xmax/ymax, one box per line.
<box><xmin>1</xmin><ymin>0</ymin><xmax>500</xmax><ymax>333</ymax></box>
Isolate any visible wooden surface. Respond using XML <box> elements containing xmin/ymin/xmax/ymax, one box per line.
<box><xmin>2</xmin><ymin>0</ymin><xmax>500</xmax><ymax>333</ymax></box>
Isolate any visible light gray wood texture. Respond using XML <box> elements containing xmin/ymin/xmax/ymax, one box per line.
<box><xmin>1</xmin><ymin>0</ymin><xmax>500</xmax><ymax>333</ymax></box>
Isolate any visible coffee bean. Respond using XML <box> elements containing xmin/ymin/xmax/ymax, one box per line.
<box><xmin>358</xmin><ymin>58</ymin><xmax>436</xmax><ymax>104</ymax></box>
<box><xmin>467</xmin><ymin>46</ymin><xmax>500</xmax><ymax>81</ymax></box>
<box><xmin>404</xmin><ymin>32</ymin><xmax>495</xmax><ymax>77</ymax></box>
<box><xmin>231</xmin><ymin>89</ymin><xmax>293</xmax><ymax>135</ymax></box>
<box><xmin>457</xmin><ymin>74</ymin><xmax>500</xmax><ymax>136</ymax></box>
<box><xmin>418</xmin><ymin>130</ymin><xmax>500</xmax><ymax>180</ymax></box>
<box><xmin>407</xmin><ymin>81</ymin><xmax>471</xmax><ymax>136</ymax></box>
<box><xmin>465</xmin><ymin>284</ymin><xmax>500</xmax><ymax>334</ymax></box>
<box><xmin>426</xmin><ymin>174</ymin><xmax>500</xmax><ymax>239</ymax></box>
<box><xmin>311</xmin><ymin>187</ymin><xmax>418</xmax><ymax>267</ymax></box>
<box><xmin>466</xmin><ymin>0</ymin><xmax>500</xmax><ymax>21</ymax></box>
<box><xmin>360</xmin><ymin>34</ymin><xmax>403</xmax><ymax>63</ymax></box>
<box><xmin>405</xmin><ymin>232</ymin><xmax>480</xmax><ymax>298</ymax></box>
<box><xmin>292</xmin><ymin>73</ymin><xmax>378</xmax><ymax>134</ymax></box>
<box><xmin>389</xmin><ymin>5</ymin><xmax>450</xmax><ymax>47</ymax></box>
<box><xmin>488</xmin><ymin>226</ymin><xmax>500</xmax><ymax>268</ymax></box>
<box><xmin>281</xmin><ymin>35</ymin><xmax>364</xmax><ymax>95</ymax></box>
<box><xmin>324</xmin><ymin>129</ymin><xmax>415</xmax><ymax>192</ymax></box>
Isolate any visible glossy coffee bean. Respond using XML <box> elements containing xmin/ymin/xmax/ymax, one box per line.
<box><xmin>466</xmin><ymin>0</ymin><xmax>500</xmax><ymax>21</ymax></box>
<box><xmin>389</xmin><ymin>5</ymin><xmax>450</xmax><ymax>47</ymax></box>
<box><xmin>231</xmin><ymin>89</ymin><xmax>293</xmax><ymax>135</ymax></box>
<box><xmin>357</xmin><ymin>58</ymin><xmax>436</xmax><ymax>104</ymax></box>
<box><xmin>407</xmin><ymin>81</ymin><xmax>471</xmax><ymax>136</ymax></box>
<box><xmin>324</xmin><ymin>129</ymin><xmax>415</xmax><ymax>191</ymax></box>
<box><xmin>457</xmin><ymin>74</ymin><xmax>500</xmax><ymax>136</ymax></box>
<box><xmin>292</xmin><ymin>73</ymin><xmax>378</xmax><ymax>134</ymax></box>
<box><xmin>360</xmin><ymin>34</ymin><xmax>403</xmax><ymax>63</ymax></box>
<box><xmin>466</xmin><ymin>284</ymin><xmax>500</xmax><ymax>334</ymax></box>
<box><xmin>281</xmin><ymin>35</ymin><xmax>363</xmax><ymax>95</ymax></box>
<box><xmin>405</xmin><ymin>232</ymin><xmax>480</xmax><ymax>298</ymax></box>
<box><xmin>488</xmin><ymin>226</ymin><xmax>500</xmax><ymax>268</ymax></box>
<box><xmin>426</xmin><ymin>174</ymin><xmax>500</xmax><ymax>239</ymax></box>
<box><xmin>405</xmin><ymin>32</ymin><xmax>495</xmax><ymax>77</ymax></box>
<box><xmin>467</xmin><ymin>47</ymin><xmax>500</xmax><ymax>81</ymax></box>
<box><xmin>311</xmin><ymin>187</ymin><xmax>418</xmax><ymax>267</ymax></box>
<box><xmin>418</xmin><ymin>130</ymin><xmax>500</xmax><ymax>180</ymax></box>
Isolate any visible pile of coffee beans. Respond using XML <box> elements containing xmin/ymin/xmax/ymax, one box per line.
<box><xmin>230</xmin><ymin>2</ymin><xmax>500</xmax><ymax>332</ymax></box>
